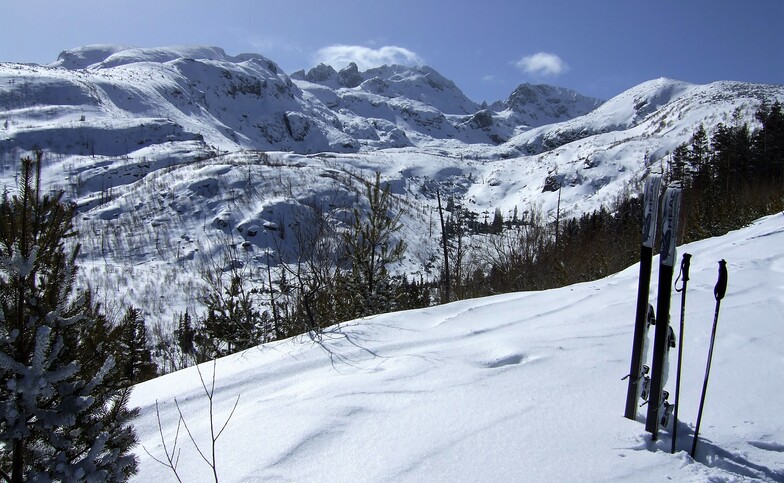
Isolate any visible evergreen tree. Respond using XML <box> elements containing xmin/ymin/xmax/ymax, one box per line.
<box><xmin>670</xmin><ymin>143</ymin><xmax>690</xmax><ymax>184</ymax></box>
<box><xmin>342</xmin><ymin>173</ymin><xmax>406</xmax><ymax>318</ymax></box>
<box><xmin>491</xmin><ymin>208</ymin><xmax>504</xmax><ymax>234</ymax></box>
<box><xmin>174</xmin><ymin>310</ymin><xmax>197</xmax><ymax>365</ymax></box>
<box><xmin>712</xmin><ymin>122</ymin><xmax>752</xmax><ymax>189</ymax></box>
<box><xmin>196</xmin><ymin>275</ymin><xmax>263</xmax><ymax>358</ymax></box>
<box><xmin>0</xmin><ymin>154</ymin><xmax>138</xmax><ymax>482</ymax></box>
<box><xmin>116</xmin><ymin>307</ymin><xmax>158</xmax><ymax>385</ymax></box>
<box><xmin>688</xmin><ymin>124</ymin><xmax>710</xmax><ymax>172</ymax></box>
<box><xmin>753</xmin><ymin>100</ymin><xmax>784</xmax><ymax>180</ymax></box>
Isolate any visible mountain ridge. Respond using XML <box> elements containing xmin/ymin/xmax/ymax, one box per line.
<box><xmin>3</xmin><ymin>45</ymin><xmax>781</xmax><ymax>160</ymax></box>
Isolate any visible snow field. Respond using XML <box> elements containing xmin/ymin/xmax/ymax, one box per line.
<box><xmin>131</xmin><ymin>214</ymin><xmax>784</xmax><ymax>482</ymax></box>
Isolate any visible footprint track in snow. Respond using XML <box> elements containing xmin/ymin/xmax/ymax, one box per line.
<box><xmin>749</xmin><ymin>440</ymin><xmax>784</xmax><ymax>452</ymax></box>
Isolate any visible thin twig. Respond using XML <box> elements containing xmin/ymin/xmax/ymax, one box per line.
<box><xmin>141</xmin><ymin>400</ymin><xmax>184</xmax><ymax>483</ymax></box>
<box><xmin>174</xmin><ymin>398</ymin><xmax>212</xmax><ymax>468</ymax></box>
<box><xmin>166</xmin><ymin>359</ymin><xmax>240</xmax><ymax>483</ymax></box>
<box><xmin>216</xmin><ymin>395</ymin><xmax>241</xmax><ymax>440</ymax></box>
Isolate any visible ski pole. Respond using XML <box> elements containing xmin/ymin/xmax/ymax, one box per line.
<box><xmin>671</xmin><ymin>252</ymin><xmax>691</xmax><ymax>454</ymax></box>
<box><xmin>690</xmin><ymin>259</ymin><xmax>728</xmax><ymax>459</ymax></box>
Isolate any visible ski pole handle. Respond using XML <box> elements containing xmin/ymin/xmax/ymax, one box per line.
<box><xmin>675</xmin><ymin>253</ymin><xmax>692</xmax><ymax>292</ymax></box>
<box><xmin>681</xmin><ymin>253</ymin><xmax>692</xmax><ymax>282</ymax></box>
<box><xmin>714</xmin><ymin>260</ymin><xmax>727</xmax><ymax>301</ymax></box>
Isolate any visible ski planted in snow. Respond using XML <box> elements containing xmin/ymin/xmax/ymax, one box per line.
<box><xmin>645</xmin><ymin>185</ymin><xmax>682</xmax><ymax>440</ymax></box>
<box><xmin>623</xmin><ymin>174</ymin><xmax>662</xmax><ymax>420</ymax></box>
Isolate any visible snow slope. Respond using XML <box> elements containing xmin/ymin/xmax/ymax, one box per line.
<box><xmin>131</xmin><ymin>213</ymin><xmax>784</xmax><ymax>482</ymax></box>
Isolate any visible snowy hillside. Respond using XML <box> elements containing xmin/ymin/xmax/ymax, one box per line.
<box><xmin>1</xmin><ymin>45</ymin><xmax>783</xmax><ymax>327</ymax></box>
<box><xmin>131</xmin><ymin>213</ymin><xmax>784</xmax><ymax>482</ymax></box>
<box><xmin>506</xmin><ymin>78</ymin><xmax>781</xmax><ymax>157</ymax></box>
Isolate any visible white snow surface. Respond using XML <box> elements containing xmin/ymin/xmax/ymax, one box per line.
<box><xmin>131</xmin><ymin>213</ymin><xmax>784</xmax><ymax>482</ymax></box>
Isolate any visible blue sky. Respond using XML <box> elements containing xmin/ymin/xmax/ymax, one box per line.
<box><xmin>2</xmin><ymin>0</ymin><xmax>782</xmax><ymax>103</ymax></box>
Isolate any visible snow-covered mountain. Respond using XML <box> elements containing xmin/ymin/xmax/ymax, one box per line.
<box><xmin>2</xmin><ymin>45</ymin><xmax>783</xmax><ymax>480</ymax></box>
<box><xmin>1</xmin><ymin>44</ymin><xmax>603</xmax><ymax>160</ymax></box>
<box><xmin>508</xmin><ymin>78</ymin><xmax>779</xmax><ymax>157</ymax></box>
<box><xmin>491</xmin><ymin>82</ymin><xmax>603</xmax><ymax>133</ymax></box>
<box><xmin>1</xmin><ymin>45</ymin><xmax>357</xmax><ymax>158</ymax></box>
<box><xmin>292</xmin><ymin>62</ymin><xmax>480</xmax><ymax>115</ymax></box>
<box><xmin>130</xmin><ymin>214</ymin><xmax>784</xmax><ymax>482</ymax></box>
<box><xmin>2</xmin><ymin>45</ymin><xmax>781</xmax><ymax>160</ymax></box>
<box><xmin>1</xmin><ymin>45</ymin><xmax>783</xmax><ymax>327</ymax></box>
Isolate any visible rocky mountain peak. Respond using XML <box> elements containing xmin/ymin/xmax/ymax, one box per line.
<box><xmin>498</xmin><ymin>83</ymin><xmax>604</xmax><ymax>127</ymax></box>
<box><xmin>338</xmin><ymin>62</ymin><xmax>363</xmax><ymax>88</ymax></box>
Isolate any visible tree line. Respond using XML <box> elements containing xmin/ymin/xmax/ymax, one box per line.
<box><xmin>437</xmin><ymin>101</ymin><xmax>784</xmax><ymax>298</ymax></box>
<box><xmin>671</xmin><ymin>101</ymin><xmax>784</xmax><ymax>241</ymax></box>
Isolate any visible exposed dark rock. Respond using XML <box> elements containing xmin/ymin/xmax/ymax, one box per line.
<box><xmin>303</xmin><ymin>63</ymin><xmax>338</xmax><ymax>83</ymax></box>
<box><xmin>470</xmin><ymin>110</ymin><xmax>494</xmax><ymax>129</ymax></box>
<box><xmin>338</xmin><ymin>62</ymin><xmax>363</xmax><ymax>88</ymax></box>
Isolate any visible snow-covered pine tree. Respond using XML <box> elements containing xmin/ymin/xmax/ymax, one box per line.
<box><xmin>0</xmin><ymin>154</ymin><xmax>138</xmax><ymax>482</ymax></box>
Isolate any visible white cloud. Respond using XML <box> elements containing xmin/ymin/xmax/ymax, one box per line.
<box><xmin>314</xmin><ymin>45</ymin><xmax>423</xmax><ymax>70</ymax></box>
<box><xmin>514</xmin><ymin>52</ymin><xmax>568</xmax><ymax>76</ymax></box>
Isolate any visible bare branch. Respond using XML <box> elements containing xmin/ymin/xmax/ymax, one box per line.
<box><xmin>215</xmin><ymin>394</ymin><xmax>241</xmax><ymax>441</ymax></box>
<box><xmin>160</xmin><ymin>359</ymin><xmax>239</xmax><ymax>483</ymax></box>
<box><xmin>174</xmin><ymin>398</ymin><xmax>212</xmax><ymax>468</ymax></box>
<box><xmin>141</xmin><ymin>400</ymin><xmax>184</xmax><ymax>483</ymax></box>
